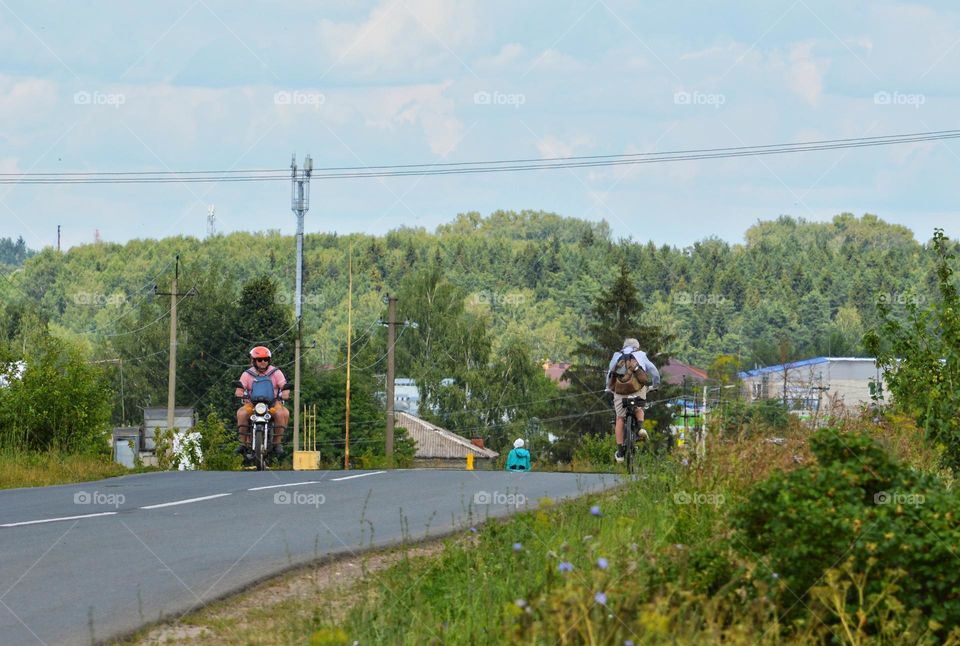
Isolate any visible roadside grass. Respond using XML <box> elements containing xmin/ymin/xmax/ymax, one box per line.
<box><xmin>0</xmin><ymin>449</ymin><xmax>139</xmax><ymax>489</ymax></box>
<box><xmin>336</xmin><ymin>444</ymin><xmax>783</xmax><ymax>645</ymax></box>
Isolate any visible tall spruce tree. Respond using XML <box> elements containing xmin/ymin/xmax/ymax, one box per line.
<box><xmin>552</xmin><ymin>262</ymin><xmax>672</xmax><ymax>461</ymax></box>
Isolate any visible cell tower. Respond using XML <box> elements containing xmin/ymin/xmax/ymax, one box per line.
<box><xmin>94</xmin><ymin>229</ymin><xmax>101</xmax><ymax>243</ymax></box>
<box><xmin>206</xmin><ymin>205</ymin><xmax>216</xmax><ymax>237</ymax></box>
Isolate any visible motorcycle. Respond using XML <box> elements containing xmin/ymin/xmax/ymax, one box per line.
<box><xmin>236</xmin><ymin>380</ymin><xmax>291</xmax><ymax>471</ymax></box>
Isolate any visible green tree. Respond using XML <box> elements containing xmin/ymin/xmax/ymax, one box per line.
<box><xmin>554</xmin><ymin>263</ymin><xmax>672</xmax><ymax>462</ymax></box>
<box><xmin>865</xmin><ymin>228</ymin><xmax>960</xmax><ymax>470</ymax></box>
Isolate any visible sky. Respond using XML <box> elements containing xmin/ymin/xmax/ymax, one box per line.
<box><xmin>1</xmin><ymin>0</ymin><xmax>959</xmax><ymax>251</ymax></box>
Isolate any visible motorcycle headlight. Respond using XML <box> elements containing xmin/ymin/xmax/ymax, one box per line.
<box><xmin>254</xmin><ymin>402</ymin><xmax>268</xmax><ymax>415</ymax></box>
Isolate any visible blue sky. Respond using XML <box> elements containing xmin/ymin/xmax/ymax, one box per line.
<box><xmin>1</xmin><ymin>0</ymin><xmax>959</xmax><ymax>251</ymax></box>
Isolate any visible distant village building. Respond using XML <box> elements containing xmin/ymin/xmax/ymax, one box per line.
<box><xmin>542</xmin><ymin>361</ymin><xmax>571</xmax><ymax>389</ymax></box>
<box><xmin>395</xmin><ymin>412</ymin><xmax>499</xmax><ymax>469</ymax></box>
<box><xmin>661</xmin><ymin>359</ymin><xmax>708</xmax><ymax>386</ymax></box>
<box><xmin>739</xmin><ymin>357</ymin><xmax>887</xmax><ymax>416</ymax></box>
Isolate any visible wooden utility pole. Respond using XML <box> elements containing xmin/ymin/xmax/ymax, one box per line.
<box><xmin>385</xmin><ymin>294</ymin><xmax>397</xmax><ymax>464</ymax></box>
<box><xmin>166</xmin><ymin>255</ymin><xmax>179</xmax><ymax>433</ymax></box>
<box><xmin>345</xmin><ymin>245</ymin><xmax>353</xmax><ymax>469</ymax></box>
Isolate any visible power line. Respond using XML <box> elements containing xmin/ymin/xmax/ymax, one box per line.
<box><xmin>1</xmin><ymin>129</ymin><xmax>957</xmax><ymax>184</ymax></box>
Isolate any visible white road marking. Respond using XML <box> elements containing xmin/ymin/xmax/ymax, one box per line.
<box><xmin>1</xmin><ymin>512</ymin><xmax>117</xmax><ymax>528</ymax></box>
<box><xmin>330</xmin><ymin>471</ymin><xmax>385</xmax><ymax>481</ymax></box>
<box><xmin>140</xmin><ymin>493</ymin><xmax>232</xmax><ymax>510</ymax></box>
<box><xmin>248</xmin><ymin>481</ymin><xmax>323</xmax><ymax>491</ymax></box>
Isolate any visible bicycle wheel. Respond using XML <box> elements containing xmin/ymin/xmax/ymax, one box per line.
<box><xmin>624</xmin><ymin>415</ymin><xmax>635</xmax><ymax>475</ymax></box>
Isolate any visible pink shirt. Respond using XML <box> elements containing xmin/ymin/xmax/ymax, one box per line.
<box><xmin>239</xmin><ymin>367</ymin><xmax>287</xmax><ymax>397</ymax></box>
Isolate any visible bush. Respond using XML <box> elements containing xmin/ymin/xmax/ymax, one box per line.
<box><xmin>195</xmin><ymin>413</ymin><xmax>242</xmax><ymax>470</ymax></box>
<box><xmin>0</xmin><ymin>334</ymin><xmax>112</xmax><ymax>453</ymax></box>
<box><xmin>571</xmin><ymin>432</ymin><xmax>616</xmax><ymax>470</ymax></box>
<box><xmin>720</xmin><ymin>399</ymin><xmax>794</xmax><ymax>438</ymax></box>
<box><xmin>733</xmin><ymin>427</ymin><xmax>960</xmax><ymax>637</ymax></box>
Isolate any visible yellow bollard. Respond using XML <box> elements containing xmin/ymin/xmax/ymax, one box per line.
<box><xmin>466</xmin><ymin>453</ymin><xmax>474</xmax><ymax>470</ymax></box>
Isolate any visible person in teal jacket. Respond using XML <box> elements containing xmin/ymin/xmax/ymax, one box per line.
<box><xmin>506</xmin><ymin>438</ymin><xmax>531</xmax><ymax>471</ymax></box>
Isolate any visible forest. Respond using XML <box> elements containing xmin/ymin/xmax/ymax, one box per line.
<box><xmin>0</xmin><ymin>211</ymin><xmax>945</xmax><ymax>462</ymax></box>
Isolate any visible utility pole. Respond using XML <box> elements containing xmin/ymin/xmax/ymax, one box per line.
<box><xmin>155</xmin><ymin>255</ymin><xmax>196</xmax><ymax>434</ymax></box>
<box><xmin>379</xmin><ymin>295</ymin><xmax>416</xmax><ymax>467</ymax></box>
<box><xmin>57</xmin><ymin>225</ymin><xmax>61</xmax><ymax>252</ymax></box>
<box><xmin>290</xmin><ymin>154</ymin><xmax>313</xmax><ymax>454</ymax></box>
<box><xmin>345</xmin><ymin>245</ymin><xmax>353</xmax><ymax>470</ymax></box>
<box><xmin>385</xmin><ymin>294</ymin><xmax>397</xmax><ymax>463</ymax></box>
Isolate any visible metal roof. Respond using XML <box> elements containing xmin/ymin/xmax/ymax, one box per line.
<box><xmin>739</xmin><ymin>357</ymin><xmax>877</xmax><ymax>379</ymax></box>
<box><xmin>395</xmin><ymin>412</ymin><xmax>499</xmax><ymax>460</ymax></box>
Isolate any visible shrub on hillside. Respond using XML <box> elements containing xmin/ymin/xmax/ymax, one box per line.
<box><xmin>733</xmin><ymin>427</ymin><xmax>960</xmax><ymax>637</ymax></box>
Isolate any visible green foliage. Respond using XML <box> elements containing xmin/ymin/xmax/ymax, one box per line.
<box><xmin>555</xmin><ymin>262</ymin><xmax>673</xmax><ymax>461</ymax></box>
<box><xmin>719</xmin><ymin>399</ymin><xmax>792</xmax><ymax>438</ymax></box>
<box><xmin>866</xmin><ymin>228</ymin><xmax>960</xmax><ymax>471</ymax></box>
<box><xmin>194</xmin><ymin>413</ymin><xmax>242</xmax><ymax>470</ymax></box>
<box><xmin>734</xmin><ymin>427</ymin><xmax>960</xmax><ymax>637</ymax></box>
<box><xmin>0</xmin><ymin>236</ymin><xmax>34</xmax><ymax>267</ymax></box>
<box><xmin>0</xmin><ymin>331</ymin><xmax>112</xmax><ymax>453</ymax></box>
<box><xmin>571</xmin><ymin>431</ymin><xmax>616</xmax><ymax>470</ymax></box>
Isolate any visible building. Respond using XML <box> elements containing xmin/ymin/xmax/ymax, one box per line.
<box><xmin>542</xmin><ymin>361</ymin><xmax>571</xmax><ymax>389</ymax></box>
<box><xmin>395</xmin><ymin>412</ymin><xmax>499</xmax><ymax>468</ymax></box>
<box><xmin>661</xmin><ymin>359</ymin><xmax>708</xmax><ymax>386</ymax></box>
<box><xmin>739</xmin><ymin>357</ymin><xmax>886</xmax><ymax>415</ymax></box>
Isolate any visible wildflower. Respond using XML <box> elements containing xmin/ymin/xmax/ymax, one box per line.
<box><xmin>512</xmin><ymin>542</ymin><xmax>523</xmax><ymax>552</ymax></box>
<box><xmin>595</xmin><ymin>591</ymin><xmax>607</xmax><ymax>605</ymax></box>
<box><xmin>625</xmin><ymin>641</ymin><xmax>635</xmax><ymax>646</ymax></box>
<box><xmin>469</xmin><ymin>527</ymin><xmax>478</xmax><ymax>533</ymax></box>
<box><xmin>515</xmin><ymin>598</ymin><xmax>527</xmax><ymax>608</ymax></box>
<box><xmin>558</xmin><ymin>561</ymin><xmax>574</xmax><ymax>573</ymax></box>
<box><xmin>591</xmin><ymin>505</ymin><xmax>602</xmax><ymax>516</ymax></box>
<box><xmin>597</xmin><ymin>557</ymin><xmax>609</xmax><ymax>570</ymax></box>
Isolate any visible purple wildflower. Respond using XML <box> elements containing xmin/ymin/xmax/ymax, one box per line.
<box><xmin>558</xmin><ymin>561</ymin><xmax>574</xmax><ymax>573</ymax></box>
<box><xmin>594</xmin><ymin>591</ymin><xmax>607</xmax><ymax>605</ymax></box>
<box><xmin>590</xmin><ymin>505</ymin><xmax>602</xmax><ymax>516</ymax></box>
<box><xmin>512</xmin><ymin>542</ymin><xmax>523</xmax><ymax>552</ymax></box>
<box><xmin>597</xmin><ymin>557</ymin><xmax>609</xmax><ymax>570</ymax></box>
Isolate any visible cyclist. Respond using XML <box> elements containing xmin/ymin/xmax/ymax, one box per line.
<box><xmin>605</xmin><ymin>337</ymin><xmax>660</xmax><ymax>463</ymax></box>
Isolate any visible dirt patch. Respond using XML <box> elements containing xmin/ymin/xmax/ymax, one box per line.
<box><xmin>125</xmin><ymin>539</ymin><xmax>448</xmax><ymax>646</ymax></box>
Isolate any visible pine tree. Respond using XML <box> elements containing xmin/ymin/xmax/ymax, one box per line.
<box><xmin>551</xmin><ymin>262</ymin><xmax>672</xmax><ymax>461</ymax></box>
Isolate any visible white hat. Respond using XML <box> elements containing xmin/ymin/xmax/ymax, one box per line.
<box><xmin>514</xmin><ymin>438</ymin><xmax>524</xmax><ymax>448</ymax></box>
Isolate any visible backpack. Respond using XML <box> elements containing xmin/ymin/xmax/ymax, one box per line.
<box><xmin>246</xmin><ymin>367</ymin><xmax>278</xmax><ymax>402</ymax></box>
<box><xmin>610</xmin><ymin>352</ymin><xmax>648</xmax><ymax>395</ymax></box>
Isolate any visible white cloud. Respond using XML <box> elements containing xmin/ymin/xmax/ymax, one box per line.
<box><xmin>530</xmin><ymin>48</ymin><xmax>584</xmax><ymax>73</ymax></box>
<box><xmin>0</xmin><ymin>76</ymin><xmax>58</xmax><ymax>119</ymax></box>
<box><xmin>679</xmin><ymin>42</ymin><xmax>739</xmax><ymax>62</ymax></box>
<box><xmin>780</xmin><ymin>42</ymin><xmax>830</xmax><ymax>106</ymax></box>
<box><xmin>354</xmin><ymin>82</ymin><xmax>465</xmax><ymax>155</ymax></box>
<box><xmin>475</xmin><ymin>43</ymin><xmax>524</xmax><ymax>70</ymax></box>
<box><xmin>536</xmin><ymin>134</ymin><xmax>592</xmax><ymax>159</ymax></box>
<box><xmin>316</xmin><ymin>0</ymin><xmax>479</xmax><ymax>76</ymax></box>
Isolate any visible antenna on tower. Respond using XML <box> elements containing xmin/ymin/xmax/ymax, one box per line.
<box><xmin>207</xmin><ymin>205</ymin><xmax>216</xmax><ymax>237</ymax></box>
<box><xmin>94</xmin><ymin>229</ymin><xmax>101</xmax><ymax>244</ymax></box>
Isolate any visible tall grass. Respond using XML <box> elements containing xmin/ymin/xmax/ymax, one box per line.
<box><xmin>0</xmin><ymin>449</ymin><xmax>132</xmax><ymax>489</ymax></box>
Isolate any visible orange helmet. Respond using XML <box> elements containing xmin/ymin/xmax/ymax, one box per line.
<box><xmin>250</xmin><ymin>346</ymin><xmax>272</xmax><ymax>360</ymax></box>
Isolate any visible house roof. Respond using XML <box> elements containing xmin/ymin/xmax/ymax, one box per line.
<box><xmin>661</xmin><ymin>359</ymin><xmax>708</xmax><ymax>385</ymax></box>
<box><xmin>395</xmin><ymin>412</ymin><xmax>500</xmax><ymax>460</ymax></box>
<box><xmin>739</xmin><ymin>357</ymin><xmax>877</xmax><ymax>379</ymax></box>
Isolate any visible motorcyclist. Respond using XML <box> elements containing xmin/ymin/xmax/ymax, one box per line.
<box><xmin>235</xmin><ymin>346</ymin><xmax>289</xmax><ymax>456</ymax></box>
<box><xmin>605</xmin><ymin>337</ymin><xmax>660</xmax><ymax>463</ymax></box>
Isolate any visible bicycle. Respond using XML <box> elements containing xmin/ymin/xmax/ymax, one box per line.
<box><xmin>621</xmin><ymin>395</ymin><xmax>647</xmax><ymax>474</ymax></box>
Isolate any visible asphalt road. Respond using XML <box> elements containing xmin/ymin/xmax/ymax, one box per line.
<box><xmin>0</xmin><ymin>468</ymin><xmax>618</xmax><ymax>645</ymax></box>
